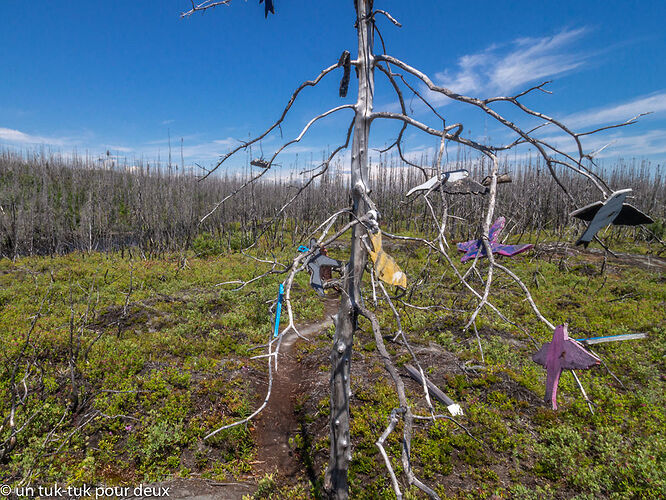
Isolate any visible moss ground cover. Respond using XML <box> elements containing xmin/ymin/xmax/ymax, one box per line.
<box><xmin>0</xmin><ymin>237</ymin><xmax>663</xmax><ymax>498</ymax></box>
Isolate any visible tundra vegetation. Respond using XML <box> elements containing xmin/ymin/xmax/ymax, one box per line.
<box><xmin>1</xmin><ymin>0</ymin><xmax>666</xmax><ymax>498</ymax></box>
<box><xmin>0</xmin><ymin>198</ymin><xmax>664</xmax><ymax>498</ymax></box>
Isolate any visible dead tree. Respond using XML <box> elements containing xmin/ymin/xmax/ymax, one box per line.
<box><xmin>183</xmin><ymin>1</ymin><xmax>650</xmax><ymax>498</ymax></box>
<box><xmin>325</xmin><ymin>1</ymin><xmax>375</xmax><ymax>495</ymax></box>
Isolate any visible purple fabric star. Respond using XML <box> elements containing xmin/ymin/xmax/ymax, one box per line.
<box><xmin>457</xmin><ymin>217</ymin><xmax>533</xmax><ymax>263</ymax></box>
<box><xmin>532</xmin><ymin>324</ymin><xmax>601</xmax><ymax>409</ymax></box>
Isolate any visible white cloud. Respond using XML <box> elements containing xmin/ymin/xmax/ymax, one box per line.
<box><xmin>524</xmin><ymin>93</ymin><xmax>666</xmax><ymax>160</ymax></box>
<box><xmin>584</xmin><ymin>129</ymin><xmax>666</xmax><ymax>158</ymax></box>
<box><xmin>0</xmin><ymin>127</ymin><xmax>68</xmax><ymax>146</ymax></box>
<box><xmin>398</xmin><ymin>145</ymin><xmax>436</xmax><ymax>164</ymax></box>
<box><xmin>212</xmin><ymin>137</ymin><xmax>238</xmax><ymax>147</ymax></box>
<box><xmin>177</xmin><ymin>137</ymin><xmax>256</xmax><ymax>160</ymax></box>
<box><xmin>563</xmin><ymin>92</ymin><xmax>666</xmax><ymax>129</ymax></box>
<box><xmin>431</xmin><ymin>28</ymin><xmax>588</xmax><ymax>101</ymax></box>
<box><xmin>490</xmin><ymin>29</ymin><xmax>587</xmax><ymax>93</ymax></box>
<box><xmin>536</xmin><ymin>128</ymin><xmax>666</xmax><ymax>159</ymax></box>
<box><xmin>104</xmin><ymin>145</ymin><xmax>133</xmax><ymax>153</ymax></box>
<box><xmin>434</xmin><ymin>53</ymin><xmax>490</xmax><ymax>95</ymax></box>
<box><xmin>139</xmin><ymin>136</ymin><xmax>241</xmax><ymax>161</ymax></box>
<box><xmin>0</xmin><ymin>126</ymin><xmax>333</xmax><ymax>170</ymax></box>
<box><xmin>171</xmin><ymin>142</ymin><xmax>226</xmax><ymax>161</ymax></box>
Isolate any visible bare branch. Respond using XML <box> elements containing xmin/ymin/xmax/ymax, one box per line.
<box><xmin>375</xmin><ymin>408</ymin><xmax>405</xmax><ymax>499</ymax></box>
<box><xmin>199</xmin><ymin>61</ymin><xmax>342</xmax><ymax>181</ymax></box>
<box><xmin>374</xmin><ymin>53</ymin><xmax>644</xmax><ymax>198</ymax></box>
<box><xmin>181</xmin><ymin>0</ymin><xmax>232</xmax><ymax>18</ymax></box>
<box><xmin>373</xmin><ymin>9</ymin><xmax>402</xmax><ymax>27</ymax></box>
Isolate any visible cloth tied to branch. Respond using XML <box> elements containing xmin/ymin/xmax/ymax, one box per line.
<box><xmin>368</xmin><ymin>230</ymin><xmax>407</xmax><ymax>288</ymax></box>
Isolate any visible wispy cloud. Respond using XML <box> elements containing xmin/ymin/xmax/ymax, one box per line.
<box><xmin>0</xmin><ymin>127</ymin><xmax>69</xmax><ymax>146</ymax></box>
<box><xmin>0</xmin><ymin>125</ymin><xmax>328</xmax><ymax>169</ymax></box>
<box><xmin>563</xmin><ymin>92</ymin><xmax>666</xmax><ymax>129</ymax></box>
<box><xmin>537</xmin><ymin>128</ymin><xmax>666</xmax><ymax>159</ymax></box>
<box><xmin>179</xmin><ymin>142</ymin><xmax>229</xmax><ymax>161</ymax></box>
<box><xmin>600</xmin><ymin>129</ymin><xmax>666</xmax><ymax>158</ymax></box>
<box><xmin>431</xmin><ymin>28</ymin><xmax>588</xmax><ymax>100</ymax></box>
<box><xmin>104</xmin><ymin>145</ymin><xmax>133</xmax><ymax>153</ymax></box>
<box><xmin>1</xmin><ymin>126</ymin><xmax>143</xmax><ymax>159</ymax></box>
<box><xmin>398</xmin><ymin>145</ymin><xmax>436</xmax><ymax>164</ymax></box>
<box><xmin>142</xmin><ymin>137</ymin><xmax>246</xmax><ymax>162</ymax></box>
<box><xmin>525</xmin><ymin>92</ymin><xmax>666</xmax><ymax>160</ymax></box>
<box><xmin>212</xmin><ymin>137</ymin><xmax>239</xmax><ymax>147</ymax></box>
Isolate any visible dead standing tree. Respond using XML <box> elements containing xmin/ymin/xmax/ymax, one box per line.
<box><xmin>183</xmin><ymin>1</ymin><xmax>648</xmax><ymax>498</ymax></box>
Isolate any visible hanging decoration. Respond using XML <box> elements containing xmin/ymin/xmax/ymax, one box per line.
<box><xmin>457</xmin><ymin>217</ymin><xmax>533</xmax><ymax>263</ymax></box>
<box><xmin>532</xmin><ymin>324</ymin><xmax>601</xmax><ymax>410</ymax></box>
<box><xmin>367</xmin><ymin>230</ymin><xmax>407</xmax><ymax>288</ymax></box>
<box><xmin>273</xmin><ymin>283</ymin><xmax>284</xmax><ymax>338</ymax></box>
<box><xmin>406</xmin><ymin>169</ymin><xmax>487</xmax><ymax>197</ymax></box>
<box><xmin>571</xmin><ymin>189</ymin><xmax>653</xmax><ymax>247</ymax></box>
<box><xmin>303</xmin><ymin>239</ymin><xmax>343</xmax><ymax>296</ymax></box>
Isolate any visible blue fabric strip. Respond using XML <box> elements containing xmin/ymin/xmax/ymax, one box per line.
<box><xmin>273</xmin><ymin>283</ymin><xmax>284</xmax><ymax>338</ymax></box>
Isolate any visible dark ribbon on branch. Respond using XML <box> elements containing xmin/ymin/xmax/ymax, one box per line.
<box><xmin>259</xmin><ymin>0</ymin><xmax>274</xmax><ymax>17</ymax></box>
<box><xmin>338</xmin><ymin>51</ymin><xmax>351</xmax><ymax>98</ymax></box>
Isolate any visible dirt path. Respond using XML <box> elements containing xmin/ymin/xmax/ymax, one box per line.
<box><xmin>133</xmin><ymin>299</ymin><xmax>339</xmax><ymax>500</ymax></box>
<box><xmin>252</xmin><ymin>298</ymin><xmax>338</xmax><ymax>480</ymax></box>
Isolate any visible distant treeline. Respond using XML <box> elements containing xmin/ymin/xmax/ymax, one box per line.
<box><xmin>0</xmin><ymin>148</ymin><xmax>663</xmax><ymax>258</ymax></box>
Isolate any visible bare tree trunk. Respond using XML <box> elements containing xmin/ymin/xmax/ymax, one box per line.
<box><xmin>325</xmin><ymin>1</ymin><xmax>374</xmax><ymax>498</ymax></box>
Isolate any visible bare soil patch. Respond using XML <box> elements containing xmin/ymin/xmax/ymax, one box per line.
<box><xmin>251</xmin><ymin>298</ymin><xmax>338</xmax><ymax>481</ymax></box>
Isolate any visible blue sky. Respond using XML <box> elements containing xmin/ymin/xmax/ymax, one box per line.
<box><xmin>1</xmin><ymin>0</ymin><xmax>665</xmax><ymax>175</ymax></box>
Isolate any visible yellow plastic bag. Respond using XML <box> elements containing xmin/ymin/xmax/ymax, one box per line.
<box><xmin>368</xmin><ymin>231</ymin><xmax>407</xmax><ymax>288</ymax></box>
